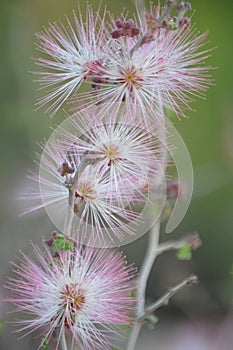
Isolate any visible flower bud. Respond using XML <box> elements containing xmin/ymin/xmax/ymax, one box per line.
<box><xmin>179</xmin><ymin>17</ymin><xmax>191</xmax><ymax>27</ymax></box>
<box><xmin>131</xmin><ymin>27</ymin><xmax>140</xmax><ymax>37</ymax></box>
<box><xmin>186</xmin><ymin>233</ymin><xmax>202</xmax><ymax>250</ymax></box>
<box><xmin>115</xmin><ymin>19</ymin><xmax>124</xmax><ymax>28</ymax></box>
<box><xmin>145</xmin><ymin>13</ymin><xmax>154</xmax><ymax>24</ymax></box>
<box><xmin>111</xmin><ymin>29</ymin><xmax>122</xmax><ymax>39</ymax></box>
<box><xmin>124</xmin><ymin>19</ymin><xmax>134</xmax><ymax>30</ymax></box>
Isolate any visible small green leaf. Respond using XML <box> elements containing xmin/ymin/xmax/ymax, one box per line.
<box><xmin>119</xmin><ymin>324</ymin><xmax>131</xmax><ymax>332</ymax></box>
<box><xmin>54</xmin><ymin>257</ymin><xmax>62</xmax><ymax>267</ymax></box>
<box><xmin>145</xmin><ymin>313</ymin><xmax>159</xmax><ymax>325</ymax></box>
<box><xmin>54</xmin><ymin>234</ymin><xmax>74</xmax><ymax>251</ymax></box>
<box><xmin>177</xmin><ymin>244</ymin><xmax>192</xmax><ymax>261</ymax></box>
<box><xmin>64</xmin><ymin>240</ymin><xmax>74</xmax><ymax>251</ymax></box>
<box><xmin>56</xmin><ymin>233</ymin><xmax>65</xmax><ymax>240</ymax></box>
<box><xmin>54</xmin><ymin>239</ymin><xmax>66</xmax><ymax>250</ymax></box>
<box><xmin>112</xmin><ymin>348</ymin><xmax>120</xmax><ymax>350</ymax></box>
<box><xmin>169</xmin><ymin>20</ymin><xmax>178</xmax><ymax>30</ymax></box>
<box><xmin>129</xmin><ymin>290</ymin><xmax>136</xmax><ymax>297</ymax></box>
<box><xmin>41</xmin><ymin>337</ymin><xmax>49</xmax><ymax>350</ymax></box>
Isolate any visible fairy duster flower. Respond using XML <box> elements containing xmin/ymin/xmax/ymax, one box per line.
<box><xmin>34</xmin><ymin>5</ymin><xmax>110</xmax><ymax>116</ymax></box>
<box><xmin>34</xmin><ymin>2</ymin><xmax>212</xmax><ymax>123</ymax></box>
<box><xmin>58</xmin><ymin>106</ymin><xmax>164</xmax><ymax>200</ymax></box>
<box><xmin>5</xmin><ymin>240</ymin><xmax>137</xmax><ymax>350</ymax></box>
<box><xmin>20</xmin><ymin>140</ymin><xmax>138</xmax><ymax>245</ymax></box>
<box><xmin>74</xmin><ymin>2</ymin><xmax>212</xmax><ymax>124</ymax></box>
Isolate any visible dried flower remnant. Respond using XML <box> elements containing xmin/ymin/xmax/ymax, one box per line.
<box><xmin>5</xmin><ymin>241</ymin><xmax>136</xmax><ymax>350</ymax></box>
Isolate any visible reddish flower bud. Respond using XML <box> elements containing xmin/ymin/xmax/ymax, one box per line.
<box><xmin>115</xmin><ymin>19</ymin><xmax>124</xmax><ymax>28</ymax></box>
<box><xmin>44</xmin><ymin>232</ymin><xmax>57</xmax><ymax>247</ymax></box>
<box><xmin>111</xmin><ymin>30</ymin><xmax>122</xmax><ymax>39</ymax></box>
<box><xmin>145</xmin><ymin>13</ymin><xmax>154</xmax><ymax>24</ymax></box>
<box><xmin>131</xmin><ymin>27</ymin><xmax>140</xmax><ymax>37</ymax></box>
<box><xmin>45</xmin><ymin>238</ymin><xmax>54</xmax><ymax>247</ymax></box>
<box><xmin>124</xmin><ymin>19</ymin><xmax>134</xmax><ymax>30</ymax></box>
<box><xmin>186</xmin><ymin>233</ymin><xmax>202</xmax><ymax>250</ymax></box>
<box><xmin>179</xmin><ymin>17</ymin><xmax>191</xmax><ymax>27</ymax></box>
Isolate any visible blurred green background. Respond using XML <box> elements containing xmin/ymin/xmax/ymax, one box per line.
<box><xmin>1</xmin><ymin>0</ymin><xmax>233</xmax><ymax>349</ymax></box>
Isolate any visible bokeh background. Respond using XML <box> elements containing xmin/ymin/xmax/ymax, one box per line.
<box><xmin>1</xmin><ymin>0</ymin><xmax>233</xmax><ymax>349</ymax></box>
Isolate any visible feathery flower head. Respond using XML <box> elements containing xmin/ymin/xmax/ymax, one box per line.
<box><xmin>20</xmin><ymin>102</ymin><xmax>168</xmax><ymax>246</ymax></box>
<box><xmin>78</xmin><ymin>0</ymin><xmax>212</xmax><ymax>124</ymax></box>
<box><xmin>5</xmin><ymin>239</ymin><xmax>137</xmax><ymax>350</ymax></box>
<box><xmin>34</xmin><ymin>4</ymin><xmax>110</xmax><ymax>116</ymax></box>
<box><xmin>34</xmin><ymin>1</ymin><xmax>212</xmax><ymax>124</ymax></box>
<box><xmin>20</xmin><ymin>139</ymin><xmax>139</xmax><ymax>246</ymax></box>
<box><xmin>58</xmin><ymin>105</ymin><xmax>164</xmax><ymax>199</ymax></box>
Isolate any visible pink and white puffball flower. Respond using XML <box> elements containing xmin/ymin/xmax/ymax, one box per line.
<box><xmin>34</xmin><ymin>4</ymin><xmax>111</xmax><ymax>116</ymax></box>
<box><xmin>58</xmin><ymin>106</ymin><xmax>164</xmax><ymax>201</ymax></box>
<box><xmin>5</xmin><ymin>241</ymin><xmax>137</xmax><ymax>350</ymax></box>
<box><xmin>77</xmin><ymin>6</ymin><xmax>212</xmax><ymax>124</ymax></box>
<box><xmin>20</xmin><ymin>141</ymin><xmax>138</xmax><ymax>245</ymax></box>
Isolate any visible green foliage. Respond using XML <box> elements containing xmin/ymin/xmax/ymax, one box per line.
<box><xmin>41</xmin><ymin>337</ymin><xmax>49</xmax><ymax>350</ymax></box>
<box><xmin>129</xmin><ymin>290</ymin><xmax>136</xmax><ymax>297</ymax></box>
<box><xmin>176</xmin><ymin>244</ymin><xmax>192</xmax><ymax>261</ymax></box>
<box><xmin>56</xmin><ymin>233</ymin><xmax>65</xmax><ymax>239</ymax></box>
<box><xmin>169</xmin><ymin>20</ymin><xmax>178</xmax><ymax>30</ymax></box>
<box><xmin>119</xmin><ymin>324</ymin><xmax>131</xmax><ymax>335</ymax></box>
<box><xmin>145</xmin><ymin>313</ymin><xmax>159</xmax><ymax>326</ymax></box>
<box><xmin>54</xmin><ymin>234</ymin><xmax>74</xmax><ymax>251</ymax></box>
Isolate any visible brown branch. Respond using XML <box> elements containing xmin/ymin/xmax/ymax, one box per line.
<box><xmin>157</xmin><ymin>233</ymin><xmax>202</xmax><ymax>255</ymax></box>
<box><xmin>65</xmin><ymin>153</ymin><xmax>88</xmax><ymax>238</ymax></box>
<box><xmin>140</xmin><ymin>274</ymin><xmax>198</xmax><ymax>322</ymax></box>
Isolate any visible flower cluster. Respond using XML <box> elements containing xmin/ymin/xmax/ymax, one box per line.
<box><xmin>34</xmin><ymin>1</ymin><xmax>211</xmax><ymax>123</ymax></box>
<box><xmin>111</xmin><ymin>19</ymin><xmax>140</xmax><ymax>39</ymax></box>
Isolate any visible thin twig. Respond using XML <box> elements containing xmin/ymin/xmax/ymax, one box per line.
<box><xmin>65</xmin><ymin>154</ymin><xmax>88</xmax><ymax>238</ymax></box>
<box><xmin>140</xmin><ymin>274</ymin><xmax>198</xmax><ymax>321</ymax></box>
<box><xmin>157</xmin><ymin>239</ymin><xmax>186</xmax><ymax>255</ymax></box>
<box><xmin>127</xmin><ymin>95</ymin><xmax>168</xmax><ymax>350</ymax></box>
<box><xmin>137</xmin><ymin>222</ymin><xmax>161</xmax><ymax>318</ymax></box>
<box><xmin>126</xmin><ymin>222</ymin><xmax>161</xmax><ymax>350</ymax></box>
<box><xmin>157</xmin><ymin>232</ymin><xmax>202</xmax><ymax>255</ymax></box>
<box><xmin>130</xmin><ymin>0</ymin><xmax>180</xmax><ymax>56</ymax></box>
